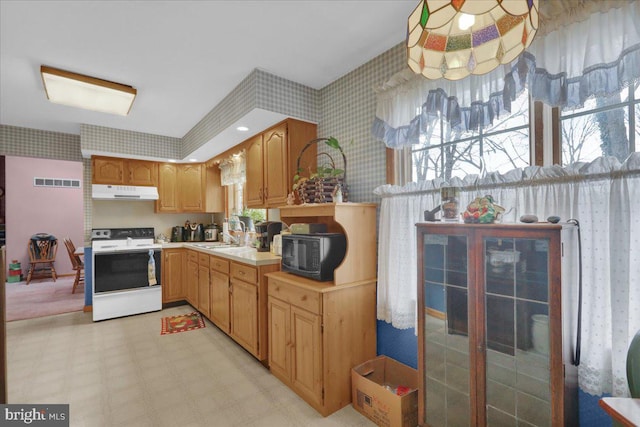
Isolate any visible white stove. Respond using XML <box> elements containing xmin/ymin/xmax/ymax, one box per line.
<box><xmin>91</xmin><ymin>227</ymin><xmax>162</xmax><ymax>321</ymax></box>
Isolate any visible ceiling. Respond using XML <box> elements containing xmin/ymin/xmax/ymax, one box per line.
<box><xmin>0</xmin><ymin>1</ymin><xmax>417</xmax><ymax>160</ymax></box>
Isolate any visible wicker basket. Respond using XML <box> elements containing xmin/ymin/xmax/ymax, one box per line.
<box><xmin>294</xmin><ymin>138</ymin><xmax>348</xmax><ymax>204</ymax></box>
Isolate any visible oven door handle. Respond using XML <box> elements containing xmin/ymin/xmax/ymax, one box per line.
<box><xmin>93</xmin><ymin>248</ymin><xmax>162</xmax><ymax>256</ymax></box>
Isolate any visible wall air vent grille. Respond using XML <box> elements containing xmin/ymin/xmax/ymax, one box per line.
<box><xmin>33</xmin><ymin>177</ymin><xmax>81</xmax><ymax>189</ymax></box>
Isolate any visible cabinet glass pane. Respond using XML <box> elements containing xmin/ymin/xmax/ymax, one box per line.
<box><xmin>484</xmin><ymin>236</ymin><xmax>551</xmax><ymax>427</ymax></box>
<box><xmin>423</xmin><ymin>234</ymin><xmax>469</xmax><ymax>427</ymax></box>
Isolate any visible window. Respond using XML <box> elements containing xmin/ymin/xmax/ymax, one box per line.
<box><xmin>410</xmin><ymin>89</ymin><xmax>531</xmax><ymax>182</ymax></box>
<box><xmin>561</xmin><ymin>84</ymin><xmax>639</xmax><ymax>164</ymax></box>
<box><xmin>405</xmin><ymin>83</ymin><xmax>640</xmax><ymax>184</ymax></box>
<box><xmin>227</xmin><ymin>182</ymin><xmax>244</xmax><ymax>216</ymax></box>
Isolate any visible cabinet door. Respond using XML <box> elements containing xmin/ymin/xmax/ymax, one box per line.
<box><xmin>162</xmin><ymin>249</ymin><xmax>184</xmax><ymax>303</ymax></box>
<box><xmin>230</xmin><ymin>279</ymin><xmax>259</xmax><ymax>356</ymax></box>
<box><xmin>198</xmin><ymin>264</ymin><xmax>210</xmax><ymax>318</ymax></box>
<box><xmin>157</xmin><ymin>163</ymin><xmax>179</xmax><ymax>212</ymax></box>
<box><xmin>479</xmin><ymin>233</ymin><xmax>558</xmax><ymax>427</ymax></box>
<box><xmin>268</xmin><ymin>297</ymin><xmax>291</xmax><ymax>380</ymax></box>
<box><xmin>420</xmin><ymin>231</ymin><xmax>472</xmax><ymax>427</ymax></box>
<box><xmin>179</xmin><ymin>164</ymin><xmax>204</xmax><ymax>212</ymax></box>
<box><xmin>186</xmin><ymin>259</ymin><xmax>199</xmax><ymax>308</ymax></box>
<box><xmin>245</xmin><ymin>134</ymin><xmax>264</xmax><ymax>207</ymax></box>
<box><xmin>263</xmin><ymin>124</ymin><xmax>288</xmax><ymax>207</ymax></box>
<box><xmin>210</xmin><ymin>270</ymin><xmax>230</xmax><ymax>333</ymax></box>
<box><xmin>127</xmin><ymin>160</ymin><xmax>157</xmax><ymax>186</ymax></box>
<box><xmin>92</xmin><ymin>157</ymin><xmax>124</xmax><ymax>184</ymax></box>
<box><xmin>205</xmin><ymin>166</ymin><xmax>225</xmax><ymax>213</ymax></box>
<box><xmin>290</xmin><ymin>305</ymin><xmax>323</xmax><ymax>409</ymax></box>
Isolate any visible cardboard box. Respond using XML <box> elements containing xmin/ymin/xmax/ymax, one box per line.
<box><xmin>352</xmin><ymin>356</ymin><xmax>419</xmax><ymax>427</ymax></box>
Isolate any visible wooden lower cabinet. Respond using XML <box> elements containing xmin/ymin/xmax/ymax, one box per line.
<box><xmin>162</xmin><ymin>249</ymin><xmax>184</xmax><ymax>303</ymax></box>
<box><xmin>185</xmin><ymin>250</ymin><xmax>199</xmax><ymax>308</ymax></box>
<box><xmin>268</xmin><ymin>292</ymin><xmax>323</xmax><ymax>409</ymax></box>
<box><xmin>226</xmin><ymin>262</ymin><xmax>280</xmax><ymax>361</ymax></box>
<box><xmin>198</xmin><ymin>253</ymin><xmax>210</xmax><ymax>318</ymax></box>
<box><xmin>230</xmin><ymin>278</ymin><xmax>259</xmax><ymax>356</ymax></box>
<box><xmin>266</xmin><ymin>271</ymin><xmax>377</xmax><ymax>416</ymax></box>
<box><xmin>209</xmin><ymin>256</ymin><xmax>230</xmax><ymax>333</ymax></box>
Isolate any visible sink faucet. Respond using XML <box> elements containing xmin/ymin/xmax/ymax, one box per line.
<box><xmin>230</xmin><ymin>215</ymin><xmax>246</xmax><ymax>233</ymax></box>
<box><xmin>221</xmin><ymin>232</ymin><xmax>241</xmax><ymax>246</ymax></box>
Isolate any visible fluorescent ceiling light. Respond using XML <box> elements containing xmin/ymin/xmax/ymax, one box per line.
<box><xmin>40</xmin><ymin>65</ymin><xmax>137</xmax><ymax>116</ymax></box>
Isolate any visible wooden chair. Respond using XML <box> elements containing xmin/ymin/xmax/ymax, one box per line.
<box><xmin>63</xmin><ymin>238</ymin><xmax>84</xmax><ymax>294</ymax></box>
<box><xmin>26</xmin><ymin>234</ymin><xmax>58</xmax><ymax>284</ymax></box>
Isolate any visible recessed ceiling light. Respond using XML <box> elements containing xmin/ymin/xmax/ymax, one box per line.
<box><xmin>168</xmin><ymin>159</ymin><xmax>177</xmax><ymax>163</ymax></box>
<box><xmin>40</xmin><ymin>65</ymin><xmax>136</xmax><ymax>116</ymax></box>
<box><xmin>189</xmin><ymin>158</ymin><xmax>198</xmax><ymax>162</ymax></box>
<box><xmin>236</xmin><ymin>126</ymin><xmax>249</xmax><ymax>132</ymax></box>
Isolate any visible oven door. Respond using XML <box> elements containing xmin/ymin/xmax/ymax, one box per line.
<box><xmin>93</xmin><ymin>248</ymin><xmax>162</xmax><ymax>293</ymax></box>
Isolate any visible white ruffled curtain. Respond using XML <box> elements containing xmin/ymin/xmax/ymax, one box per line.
<box><xmin>374</xmin><ymin>154</ymin><xmax>640</xmax><ymax>396</ymax></box>
<box><xmin>372</xmin><ymin>0</ymin><xmax>640</xmax><ymax>147</ymax></box>
<box><xmin>219</xmin><ymin>151</ymin><xmax>246</xmax><ymax>186</ymax></box>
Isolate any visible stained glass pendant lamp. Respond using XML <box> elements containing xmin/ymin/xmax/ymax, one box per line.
<box><xmin>407</xmin><ymin>0</ymin><xmax>539</xmax><ymax>81</ymax></box>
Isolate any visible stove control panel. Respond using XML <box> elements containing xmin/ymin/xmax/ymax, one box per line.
<box><xmin>91</xmin><ymin>228</ymin><xmax>155</xmax><ymax>240</ymax></box>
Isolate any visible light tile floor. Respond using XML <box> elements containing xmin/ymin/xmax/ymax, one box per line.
<box><xmin>6</xmin><ymin>305</ymin><xmax>376</xmax><ymax>427</ymax></box>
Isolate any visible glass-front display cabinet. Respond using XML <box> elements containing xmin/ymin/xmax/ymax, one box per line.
<box><xmin>416</xmin><ymin>223</ymin><xmax>579</xmax><ymax>427</ymax></box>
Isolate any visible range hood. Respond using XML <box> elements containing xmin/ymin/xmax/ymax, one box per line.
<box><xmin>92</xmin><ymin>184</ymin><xmax>159</xmax><ymax>201</ymax></box>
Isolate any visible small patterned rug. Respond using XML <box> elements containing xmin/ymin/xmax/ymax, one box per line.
<box><xmin>161</xmin><ymin>312</ymin><xmax>205</xmax><ymax>335</ymax></box>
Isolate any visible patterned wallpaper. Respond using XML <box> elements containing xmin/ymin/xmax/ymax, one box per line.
<box><xmin>0</xmin><ymin>125</ymin><xmax>81</xmax><ymax>161</ymax></box>
<box><xmin>318</xmin><ymin>43</ymin><xmax>406</xmax><ymax>203</ymax></box>
<box><xmin>182</xmin><ymin>68</ymin><xmax>320</xmax><ymax>157</ymax></box>
<box><xmin>80</xmin><ymin>124</ymin><xmax>181</xmax><ymax>160</ymax></box>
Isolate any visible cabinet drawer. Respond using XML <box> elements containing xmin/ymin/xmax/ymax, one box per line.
<box><xmin>209</xmin><ymin>256</ymin><xmax>229</xmax><ymax>274</ymax></box>
<box><xmin>268</xmin><ymin>277</ymin><xmax>321</xmax><ymax>314</ymax></box>
<box><xmin>198</xmin><ymin>253</ymin><xmax>209</xmax><ymax>267</ymax></box>
<box><xmin>187</xmin><ymin>251</ymin><xmax>198</xmax><ymax>263</ymax></box>
<box><xmin>231</xmin><ymin>263</ymin><xmax>257</xmax><ymax>284</ymax></box>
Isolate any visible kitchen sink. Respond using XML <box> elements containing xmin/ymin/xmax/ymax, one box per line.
<box><xmin>190</xmin><ymin>242</ymin><xmax>232</xmax><ymax>249</ymax></box>
<box><xmin>211</xmin><ymin>246</ymin><xmax>256</xmax><ymax>254</ymax></box>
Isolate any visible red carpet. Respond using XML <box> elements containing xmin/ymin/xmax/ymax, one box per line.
<box><xmin>4</xmin><ymin>276</ymin><xmax>85</xmax><ymax>322</ymax></box>
<box><xmin>161</xmin><ymin>312</ymin><xmax>205</xmax><ymax>335</ymax></box>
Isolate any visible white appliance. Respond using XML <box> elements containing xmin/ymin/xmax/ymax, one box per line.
<box><xmin>92</xmin><ymin>184</ymin><xmax>159</xmax><ymax>200</ymax></box>
<box><xmin>91</xmin><ymin>227</ymin><xmax>162</xmax><ymax>321</ymax></box>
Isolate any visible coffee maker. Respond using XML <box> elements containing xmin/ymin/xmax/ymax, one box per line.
<box><xmin>254</xmin><ymin>221</ymin><xmax>282</xmax><ymax>252</ymax></box>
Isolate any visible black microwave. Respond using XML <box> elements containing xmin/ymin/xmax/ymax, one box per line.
<box><xmin>281</xmin><ymin>233</ymin><xmax>347</xmax><ymax>281</ymax></box>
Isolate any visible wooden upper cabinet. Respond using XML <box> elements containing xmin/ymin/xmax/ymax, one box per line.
<box><xmin>263</xmin><ymin>125</ymin><xmax>289</xmax><ymax>207</ymax></box>
<box><xmin>127</xmin><ymin>160</ymin><xmax>157</xmax><ymax>186</ymax></box>
<box><xmin>156</xmin><ymin>162</ymin><xmax>219</xmax><ymax>214</ymax></box>
<box><xmin>178</xmin><ymin>163</ymin><xmax>205</xmax><ymax>212</ymax></box>
<box><xmin>245</xmin><ymin>134</ymin><xmax>264</xmax><ymax>207</ymax></box>
<box><xmin>92</xmin><ymin>157</ymin><xmax>124</xmax><ymax>184</ymax></box>
<box><xmin>205</xmin><ymin>165</ymin><xmax>225</xmax><ymax>213</ymax></box>
<box><xmin>157</xmin><ymin>163</ymin><xmax>179</xmax><ymax>212</ymax></box>
<box><xmin>245</xmin><ymin>119</ymin><xmax>317</xmax><ymax>209</ymax></box>
<box><xmin>92</xmin><ymin>156</ymin><xmax>157</xmax><ymax>186</ymax></box>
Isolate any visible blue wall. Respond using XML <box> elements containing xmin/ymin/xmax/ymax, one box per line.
<box><xmin>376</xmin><ymin>320</ymin><xmax>611</xmax><ymax>426</ymax></box>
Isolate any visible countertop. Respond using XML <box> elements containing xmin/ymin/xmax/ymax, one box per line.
<box><xmin>161</xmin><ymin>242</ymin><xmax>281</xmax><ymax>266</ymax></box>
